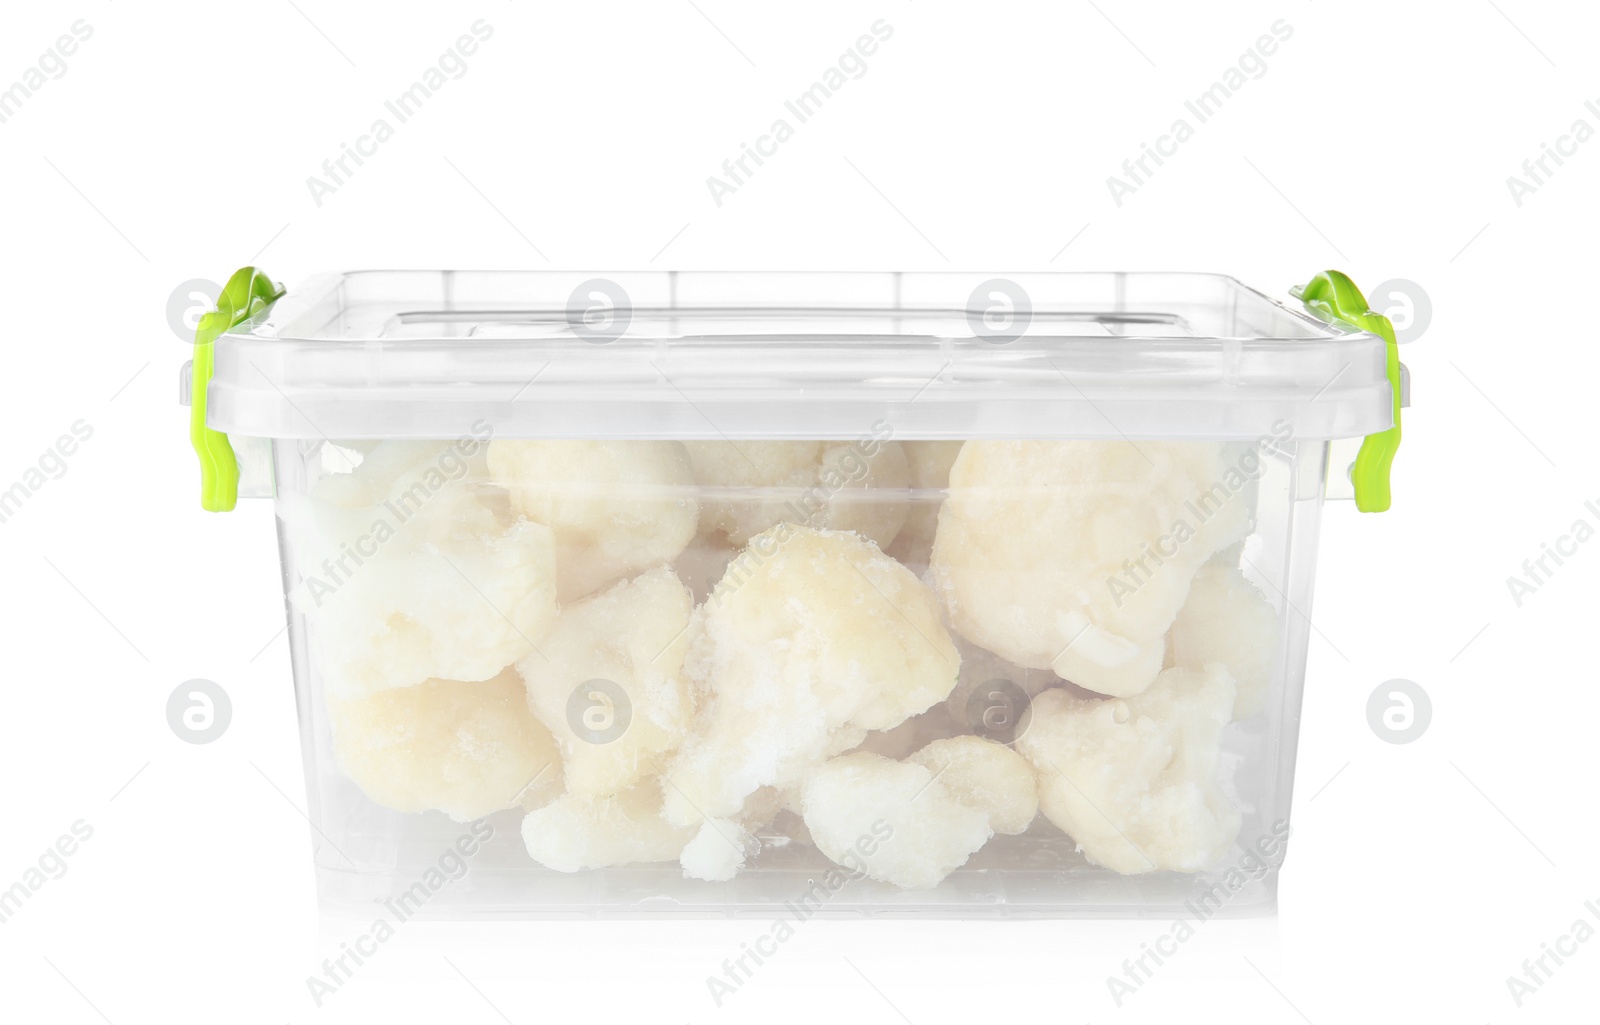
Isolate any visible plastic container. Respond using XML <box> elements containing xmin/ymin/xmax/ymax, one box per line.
<box><xmin>190</xmin><ymin>269</ymin><xmax>1404</xmax><ymax>918</ymax></box>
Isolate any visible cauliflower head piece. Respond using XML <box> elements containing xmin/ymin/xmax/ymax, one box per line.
<box><xmin>521</xmin><ymin>784</ymin><xmax>696</xmax><ymax>873</ymax></box>
<box><xmin>517</xmin><ymin>567</ymin><xmax>695</xmax><ymax>797</ymax></box>
<box><xmin>907</xmin><ymin>736</ymin><xmax>1038</xmax><ymax>836</ymax></box>
<box><xmin>487</xmin><ymin>440</ymin><xmax>699</xmax><ymax>602</ymax></box>
<box><xmin>679</xmin><ymin>817</ymin><xmax>761</xmax><ymax>882</ymax></box>
<box><xmin>677</xmin><ymin>787</ymin><xmax>788</xmax><ymax>881</ymax></box>
<box><xmin>661</xmin><ymin>525</ymin><xmax>960</xmax><ymax>827</ymax></box>
<box><xmin>285</xmin><ymin>441</ymin><xmax>560</xmax><ymax>699</ymax></box>
<box><xmin>1016</xmin><ymin>665</ymin><xmax>1241</xmax><ymax>874</ymax></box>
<box><xmin>1166</xmin><ymin>561</ymin><xmax>1280</xmax><ymax>719</ymax></box>
<box><xmin>328</xmin><ymin>667</ymin><xmax>561</xmax><ymax>821</ymax></box>
<box><xmin>685</xmin><ymin>439</ymin><xmax>911</xmax><ymax>550</ymax></box>
<box><xmin>931</xmin><ymin>440</ymin><xmax>1251</xmax><ymax>698</ymax></box>
<box><xmin>797</xmin><ymin>747</ymin><xmax>1024</xmax><ymax>889</ymax></box>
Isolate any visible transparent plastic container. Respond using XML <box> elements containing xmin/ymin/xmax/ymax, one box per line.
<box><xmin>198</xmin><ymin>270</ymin><xmax>1401</xmax><ymax>918</ymax></box>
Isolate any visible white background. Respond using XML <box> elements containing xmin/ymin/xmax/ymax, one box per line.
<box><xmin>1</xmin><ymin>0</ymin><xmax>1596</xmax><ymax>1022</ymax></box>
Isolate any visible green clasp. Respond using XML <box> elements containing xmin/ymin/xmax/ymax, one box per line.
<box><xmin>1290</xmin><ymin>270</ymin><xmax>1402</xmax><ymax>513</ymax></box>
<box><xmin>190</xmin><ymin>266</ymin><xmax>286</xmax><ymax>511</ymax></box>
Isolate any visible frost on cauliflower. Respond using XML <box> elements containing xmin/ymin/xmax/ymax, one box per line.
<box><xmin>328</xmin><ymin>667</ymin><xmax>562</xmax><ymax>821</ymax></box>
<box><xmin>487</xmin><ymin>440</ymin><xmax>699</xmax><ymax>602</ymax></box>
<box><xmin>798</xmin><ymin>751</ymin><xmax>994</xmax><ymax>889</ymax></box>
<box><xmin>931</xmin><ymin>441</ymin><xmax>1251</xmax><ymax>698</ymax></box>
<box><xmin>1015</xmin><ymin>665</ymin><xmax>1241</xmax><ymax>874</ymax></box>
<box><xmin>1166</xmin><ymin>561</ymin><xmax>1280</xmax><ymax>719</ymax></box>
<box><xmin>908</xmin><ymin>736</ymin><xmax>1038</xmax><ymax>835</ymax></box>
<box><xmin>887</xmin><ymin>440</ymin><xmax>964</xmax><ymax>569</ymax></box>
<box><xmin>283</xmin><ymin>441</ymin><xmax>560</xmax><ymax>699</ymax></box>
<box><xmin>517</xmin><ymin>567</ymin><xmax>695</xmax><ymax>797</ymax></box>
<box><xmin>685</xmin><ymin>439</ymin><xmax>911</xmax><ymax>550</ymax></box>
<box><xmin>521</xmin><ymin>784</ymin><xmax>696</xmax><ymax>873</ymax></box>
<box><xmin>679</xmin><ymin>818</ymin><xmax>760</xmax><ymax>882</ymax></box>
<box><xmin>660</xmin><ymin>525</ymin><xmax>960</xmax><ymax>828</ymax></box>
<box><xmin>678</xmin><ymin>787</ymin><xmax>786</xmax><ymax>881</ymax></box>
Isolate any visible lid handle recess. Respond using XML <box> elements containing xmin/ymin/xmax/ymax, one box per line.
<box><xmin>189</xmin><ymin>266</ymin><xmax>286</xmax><ymax>511</ymax></box>
<box><xmin>1290</xmin><ymin>270</ymin><xmax>1402</xmax><ymax>513</ymax></box>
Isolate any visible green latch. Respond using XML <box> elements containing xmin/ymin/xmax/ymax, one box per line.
<box><xmin>1290</xmin><ymin>270</ymin><xmax>1402</xmax><ymax>513</ymax></box>
<box><xmin>190</xmin><ymin>266</ymin><xmax>286</xmax><ymax>511</ymax></box>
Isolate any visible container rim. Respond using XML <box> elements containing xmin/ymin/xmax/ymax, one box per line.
<box><xmin>203</xmin><ymin>269</ymin><xmax>1397</xmax><ymax>443</ymax></box>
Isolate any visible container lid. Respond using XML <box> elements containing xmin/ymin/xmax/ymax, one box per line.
<box><xmin>205</xmin><ymin>270</ymin><xmax>1395</xmax><ymax>443</ymax></box>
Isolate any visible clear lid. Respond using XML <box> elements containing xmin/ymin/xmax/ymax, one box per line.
<box><xmin>207</xmin><ymin>271</ymin><xmax>1394</xmax><ymax>441</ymax></box>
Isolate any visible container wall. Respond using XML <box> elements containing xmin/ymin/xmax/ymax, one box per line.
<box><xmin>271</xmin><ymin>431</ymin><xmax>1324</xmax><ymax>917</ymax></box>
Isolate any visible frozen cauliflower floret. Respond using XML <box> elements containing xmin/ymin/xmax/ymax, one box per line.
<box><xmin>887</xmin><ymin>440</ymin><xmax>964</xmax><ymax>567</ymax></box>
<box><xmin>685</xmin><ymin>438</ymin><xmax>912</xmax><ymax>549</ymax></box>
<box><xmin>661</xmin><ymin>525</ymin><xmax>960</xmax><ymax>827</ymax></box>
<box><xmin>678</xmin><ymin>784</ymin><xmax>788</xmax><ymax>880</ymax></box>
<box><xmin>679</xmin><ymin>818</ymin><xmax>760</xmax><ymax>882</ymax></box>
<box><xmin>521</xmin><ymin>784</ymin><xmax>695</xmax><ymax>872</ymax></box>
<box><xmin>310</xmin><ymin>439</ymin><xmax>489</xmax><ymax>512</ymax></box>
<box><xmin>285</xmin><ymin>441</ymin><xmax>560</xmax><ymax>699</ymax></box>
<box><xmin>798</xmin><ymin>752</ymin><xmax>992</xmax><ymax>889</ymax></box>
<box><xmin>904</xmin><ymin>441</ymin><xmax>963</xmax><ymax>492</ymax></box>
<box><xmin>328</xmin><ymin>668</ymin><xmax>561</xmax><ymax>821</ymax></box>
<box><xmin>908</xmin><ymin>736</ymin><xmax>1038</xmax><ymax>835</ymax></box>
<box><xmin>517</xmin><ymin>567</ymin><xmax>694</xmax><ymax>797</ymax></box>
<box><xmin>487</xmin><ymin>440</ymin><xmax>698</xmax><ymax>602</ymax></box>
<box><xmin>931</xmin><ymin>441</ymin><xmax>1251</xmax><ymax>699</ymax></box>
<box><xmin>1016</xmin><ymin>665</ymin><xmax>1241</xmax><ymax>874</ymax></box>
<box><xmin>1167</xmin><ymin>561</ymin><xmax>1280</xmax><ymax>719</ymax></box>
